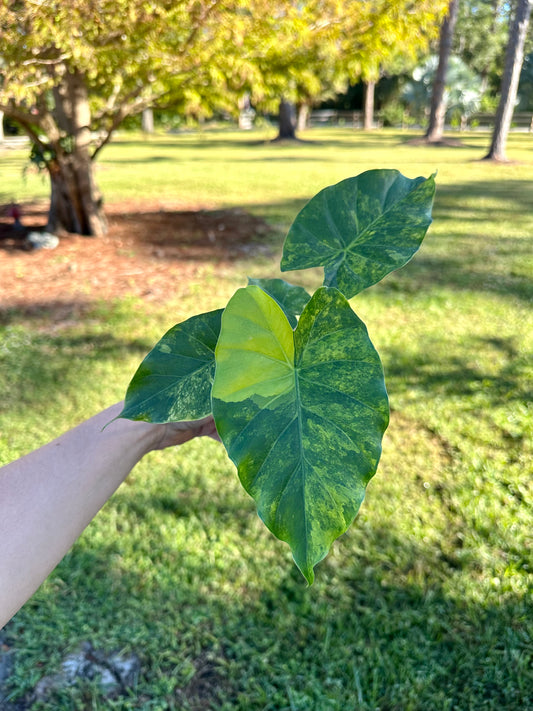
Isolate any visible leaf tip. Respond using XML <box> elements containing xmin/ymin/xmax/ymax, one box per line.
<box><xmin>297</xmin><ymin>562</ymin><xmax>315</xmax><ymax>586</ymax></box>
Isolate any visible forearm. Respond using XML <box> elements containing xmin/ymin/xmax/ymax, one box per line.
<box><xmin>0</xmin><ymin>403</ymin><xmax>161</xmax><ymax>628</ymax></box>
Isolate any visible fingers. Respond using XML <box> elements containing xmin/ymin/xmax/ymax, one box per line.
<box><xmin>155</xmin><ymin>415</ymin><xmax>221</xmax><ymax>449</ymax></box>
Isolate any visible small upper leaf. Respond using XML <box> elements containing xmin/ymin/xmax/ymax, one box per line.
<box><xmin>120</xmin><ymin>309</ymin><xmax>222</xmax><ymax>423</ymax></box>
<box><xmin>280</xmin><ymin>169</ymin><xmax>436</xmax><ymax>298</ymax></box>
<box><xmin>247</xmin><ymin>277</ymin><xmax>311</xmax><ymax>328</ymax></box>
<box><xmin>212</xmin><ymin>285</ymin><xmax>389</xmax><ymax>584</ymax></box>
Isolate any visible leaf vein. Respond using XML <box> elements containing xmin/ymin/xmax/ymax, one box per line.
<box><xmin>297</xmin><ymin>373</ymin><xmax>385</xmax><ymax>417</ymax></box>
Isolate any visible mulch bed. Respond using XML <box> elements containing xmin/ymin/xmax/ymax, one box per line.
<box><xmin>0</xmin><ymin>201</ymin><xmax>273</xmax><ymax>319</ymax></box>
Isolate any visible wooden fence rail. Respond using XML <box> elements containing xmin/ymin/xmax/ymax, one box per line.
<box><xmin>309</xmin><ymin>109</ymin><xmax>533</xmax><ymax>132</ymax></box>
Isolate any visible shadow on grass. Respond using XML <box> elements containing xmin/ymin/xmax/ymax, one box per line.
<box><xmin>4</xmin><ymin>519</ymin><xmax>530</xmax><ymax>711</ymax></box>
<box><xmin>0</xmin><ymin>324</ymin><xmax>153</xmax><ymax>412</ymax></box>
<box><xmin>434</xmin><ymin>179</ymin><xmax>533</xmax><ymax>218</ymax></box>
<box><xmin>381</xmin><ymin>253</ymin><xmax>533</xmax><ymax>303</ymax></box>
<box><xmin>383</xmin><ymin>335</ymin><xmax>532</xmax><ymax>407</ymax></box>
<box><xmin>108</xmin><ymin>137</ymin><xmax>276</xmax><ymax>154</ymax></box>
<box><xmin>107</xmin><ymin>133</ymin><xmax>418</xmax><ymax>158</ymax></box>
<box><xmin>106</xmin><ymin>151</ymin><xmax>338</xmax><ymax>165</ymax></box>
<box><xmin>0</xmin><ymin>299</ymin><xmax>95</xmax><ymax>325</ymax></box>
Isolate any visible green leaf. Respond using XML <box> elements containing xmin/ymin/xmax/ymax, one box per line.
<box><xmin>247</xmin><ymin>277</ymin><xmax>311</xmax><ymax>328</ymax></box>
<box><xmin>280</xmin><ymin>169</ymin><xmax>436</xmax><ymax>298</ymax></box>
<box><xmin>212</xmin><ymin>285</ymin><xmax>389</xmax><ymax>583</ymax></box>
<box><xmin>120</xmin><ymin>309</ymin><xmax>222</xmax><ymax>423</ymax></box>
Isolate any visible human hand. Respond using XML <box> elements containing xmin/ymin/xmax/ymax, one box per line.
<box><xmin>151</xmin><ymin>414</ymin><xmax>220</xmax><ymax>451</ymax></box>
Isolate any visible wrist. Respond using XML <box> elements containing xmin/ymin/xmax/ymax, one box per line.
<box><xmin>99</xmin><ymin>403</ymin><xmax>166</xmax><ymax>458</ymax></box>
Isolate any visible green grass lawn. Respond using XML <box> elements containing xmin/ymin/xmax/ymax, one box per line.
<box><xmin>1</xmin><ymin>128</ymin><xmax>532</xmax><ymax>710</ymax></box>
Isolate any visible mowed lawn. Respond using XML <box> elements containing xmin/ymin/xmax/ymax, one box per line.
<box><xmin>0</xmin><ymin>128</ymin><xmax>532</xmax><ymax>710</ymax></box>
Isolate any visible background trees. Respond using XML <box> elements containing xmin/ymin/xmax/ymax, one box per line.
<box><xmin>0</xmin><ymin>0</ymin><xmax>245</xmax><ymax>235</ymax></box>
<box><xmin>403</xmin><ymin>56</ymin><xmax>483</xmax><ymax>128</ymax></box>
<box><xmin>425</xmin><ymin>0</ymin><xmax>460</xmax><ymax>143</ymax></box>
<box><xmin>485</xmin><ymin>0</ymin><xmax>533</xmax><ymax>160</ymax></box>
<box><xmin>239</xmin><ymin>0</ymin><xmax>448</xmax><ymax>137</ymax></box>
<box><xmin>1</xmin><ymin>0</ymin><xmax>531</xmax><ymax>234</ymax></box>
<box><xmin>453</xmin><ymin>0</ymin><xmax>509</xmax><ymax>95</ymax></box>
<box><xmin>234</xmin><ymin>0</ymin><xmax>347</xmax><ymax>139</ymax></box>
<box><xmin>339</xmin><ymin>0</ymin><xmax>448</xmax><ymax>130</ymax></box>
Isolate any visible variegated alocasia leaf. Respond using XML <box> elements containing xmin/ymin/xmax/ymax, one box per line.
<box><xmin>247</xmin><ymin>277</ymin><xmax>311</xmax><ymax>328</ymax></box>
<box><xmin>212</xmin><ymin>285</ymin><xmax>389</xmax><ymax>584</ymax></box>
<box><xmin>120</xmin><ymin>309</ymin><xmax>222</xmax><ymax>423</ymax></box>
<box><xmin>280</xmin><ymin>169</ymin><xmax>436</xmax><ymax>298</ymax></box>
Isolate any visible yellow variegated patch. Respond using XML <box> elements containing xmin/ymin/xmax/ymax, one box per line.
<box><xmin>212</xmin><ymin>286</ymin><xmax>295</xmax><ymax>404</ymax></box>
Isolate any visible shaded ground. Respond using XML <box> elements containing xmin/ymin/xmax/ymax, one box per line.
<box><xmin>0</xmin><ymin>201</ymin><xmax>273</xmax><ymax>318</ymax></box>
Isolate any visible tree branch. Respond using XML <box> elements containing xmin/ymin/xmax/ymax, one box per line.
<box><xmin>21</xmin><ymin>54</ymin><xmax>69</xmax><ymax>67</ymax></box>
<box><xmin>91</xmin><ymin>91</ymin><xmax>166</xmax><ymax>160</ymax></box>
<box><xmin>0</xmin><ymin>104</ymin><xmax>50</xmax><ymax>150</ymax></box>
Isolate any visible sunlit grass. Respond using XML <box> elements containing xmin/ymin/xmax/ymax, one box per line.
<box><xmin>1</xmin><ymin>128</ymin><xmax>532</xmax><ymax>710</ymax></box>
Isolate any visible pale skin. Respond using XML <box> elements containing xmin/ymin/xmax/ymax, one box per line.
<box><xmin>0</xmin><ymin>402</ymin><xmax>219</xmax><ymax>629</ymax></box>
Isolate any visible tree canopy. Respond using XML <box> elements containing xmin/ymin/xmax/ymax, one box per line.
<box><xmin>1</xmin><ymin>0</ymin><xmax>453</xmax><ymax>233</ymax></box>
<box><xmin>0</xmin><ymin>0</ymin><xmax>246</xmax><ymax>234</ymax></box>
<box><xmin>453</xmin><ymin>0</ymin><xmax>511</xmax><ymax>94</ymax></box>
<box><xmin>0</xmin><ymin>0</ymin><xmax>243</xmax><ymax>147</ymax></box>
<box><xmin>234</xmin><ymin>0</ymin><xmax>448</xmax><ymax>134</ymax></box>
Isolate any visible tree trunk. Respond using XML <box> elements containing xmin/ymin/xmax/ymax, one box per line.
<box><xmin>47</xmin><ymin>152</ymin><xmax>107</xmax><ymax>236</ymax></box>
<box><xmin>141</xmin><ymin>108</ymin><xmax>154</xmax><ymax>134</ymax></box>
<box><xmin>363</xmin><ymin>81</ymin><xmax>376</xmax><ymax>130</ymax></box>
<box><xmin>484</xmin><ymin>0</ymin><xmax>532</xmax><ymax>161</ymax></box>
<box><xmin>47</xmin><ymin>69</ymin><xmax>107</xmax><ymax>235</ymax></box>
<box><xmin>425</xmin><ymin>0</ymin><xmax>460</xmax><ymax>143</ymax></box>
<box><xmin>277</xmin><ymin>99</ymin><xmax>297</xmax><ymax>140</ymax></box>
<box><xmin>0</xmin><ymin>111</ymin><xmax>4</xmax><ymax>144</ymax></box>
<box><xmin>297</xmin><ymin>103</ymin><xmax>310</xmax><ymax>132</ymax></box>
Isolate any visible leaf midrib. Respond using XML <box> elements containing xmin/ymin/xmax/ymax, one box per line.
<box><xmin>330</xmin><ymin>177</ymin><xmax>416</xmax><ymax>261</ymax></box>
<box><xmin>293</xmin><ymin>364</ymin><xmax>311</xmax><ymax>573</ymax></box>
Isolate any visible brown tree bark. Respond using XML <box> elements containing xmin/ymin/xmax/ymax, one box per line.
<box><xmin>277</xmin><ymin>99</ymin><xmax>297</xmax><ymax>140</ymax></box>
<box><xmin>484</xmin><ymin>0</ymin><xmax>532</xmax><ymax>161</ymax></box>
<box><xmin>363</xmin><ymin>81</ymin><xmax>376</xmax><ymax>130</ymax></box>
<box><xmin>46</xmin><ymin>69</ymin><xmax>107</xmax><ymax>235</ymax></box>
<box><xmin>425</xmin><ymin>0</ymin><xmax>460</xmax><ymax>143</ymax></box>
<box><xmin>47</xmin><ymin>152</ymin><xmax>107</xmax><ymax>236</ymax></box>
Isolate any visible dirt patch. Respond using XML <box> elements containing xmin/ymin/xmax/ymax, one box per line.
<box><xmin>0</xmin><ymin>201</ymin><xmax>273</xmax><ymax>319</ymax></box>
<box><xmin>174</xmin><ymin>652</ymin><xmax>230</xmax><ymax>711</ymax></box>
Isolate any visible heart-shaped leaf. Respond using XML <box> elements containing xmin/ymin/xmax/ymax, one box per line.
<box><xmin>280</xmin><ymin>169</ymin><xmax>436</xmax><ymax>298</ymax></box>
<box><xmin>212</xmin><ymin>285</ymin><xmax>389</xmax><ymax>583</ymax></box>
<box><xmin>120</xmin><ymin>309</ymin><xmax>222</xmax><ymax>423</ymax></box>
<box><xmin>247</xmin><ymin>277</ymin><xmax>311</xmax><ymax>328</ymax></box>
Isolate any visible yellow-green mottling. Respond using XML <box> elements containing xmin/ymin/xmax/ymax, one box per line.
<box><xmin>120</xmin><ymin>309</ymin><xmax>222</xmax><ymax>423</ymax></box>
<box><xmin>281</xmin><ymin>169</ymin><xmax>435</xmax><ymax>299</ymax></box>
<box><xmin>212</xmin><ymin>286</ymin><xmax>389</xmax><ymax>583</ymax></box>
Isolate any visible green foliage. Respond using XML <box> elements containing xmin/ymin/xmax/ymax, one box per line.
<box><xmin>281</xmin><ymin>170</ymin><xmax>436</xmax><ymax>298</ymax></box>
<box><xmin>403</xmin><ymin>56</ymin><xmax>484</xmax><ymax>123</ymax></box>
<box><xmin>121</xmin><ymin>168</ymin><xmax>434</xmax><ymax>582</ymax></box>
<box><xmin>518</xmin><ymin>51</ymin><xmax>533</xmax><ymax>110</ymax></box>
<box><xmin>0</xmin><ymin>0</ymin><xmax>250</xmax><ymax>165</ymax></box>
<box><xmin>119</xmin><ymin>309</ymin><xmax>222</xmax><ymax>423</ymax></box>
<box><xmin>454</xmin><ymin>0</ymin><xmax>511</xmax><ymax>95</ymax></box>
<box><xmin>212</xmin><ymin>285</ymin><xmax>389</xmax><ymax>583</ymax></box>
<box><xmin>2</xmin><ymin>131</ymin><xmax>532</xmax><ymax>708</ymax></box>
<box><xmin>246</xmin><ymin>278</ymin><xmax>311</xmax><ymax>328</ymax></box>
<box><xmin>340</xmin><ymin>0</ymin><xmax>448</xmax><ymax>83</ymax></box>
